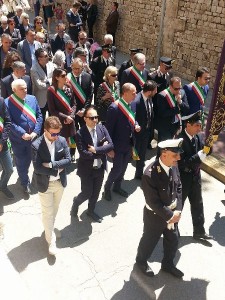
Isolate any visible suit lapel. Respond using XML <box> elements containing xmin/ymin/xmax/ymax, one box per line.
<box><xmin>40</xmin><ymin>137</ymin><xmax>51</xmax><ymax>160</ymax></box>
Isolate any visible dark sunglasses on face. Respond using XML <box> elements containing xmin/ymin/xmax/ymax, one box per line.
<box><xmin>79</xmin><ymin>37</ymin><xmax>86</xmax><ymax>40</ymax></box>
<box><xmin>60</xmin><ymin>74</ymin><xmax>67</xmax><ymax>78</ymax></box>
<box><xmin>110</xmin><ymin>74</ymin><xmax>118</xmax><ymax>77</ymax></box>
<box><xmin>173</xmin><ymin>87</ymin><xmax>181</xmax><ymax>91</ymax></box>
<box><xmin>36</xmin><ymin>21</ymin><xmax>43</xmax><ymax>24</ymax></box>
<box><xmin>68</xmin><ymin>47</ymin><xmax>75</xmax><ymax>51</ymax></box>
<box><xmin>40</xmin><ymin>54</ymin><xmax>48</xmax><ymax>58</ymax></box>
<box><xmin>46</xmin><ymin>130</ymin><xmax>61</xmax><ymax>137</ymax></box>
<box><xmin>86</xmin><ymin>116</ymin><xmax>99</xmax><ymax>120</ymax></box>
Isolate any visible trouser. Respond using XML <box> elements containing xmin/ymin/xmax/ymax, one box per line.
<box><xmin>136</xmin><ymin>208</ymin><xmax>179</xmax><ymax>268</ymax></box>
<box><xmin>11</xmin><ymin>141</ymin><xmax>31</xmax><ymax>187</ymax></box>
<box><xmin>40</xmin><ymin>104</ymin><xmax>48</xmax><ymax>135</ymax></box>
<box><xmin>39</xmin><ymin>180</ymin><xmax>64</xmax><ymax>244</ymax></box>
<box><xmin>0</xmin><ymin>149</ymin><xmax>13</xmax><ymax>189</ymax></box>
<box><xmin>181</xmin><ymin>172</ymin><xmax>205</xmax><ymax>234</ymax></box>
<box><xmin>135</xmin><ymin>130</ymin><xmax>150</xmax><ymax>177</ymax></box>
<box><xmin>34</xmin><ymin>1</ymin><xmax>41</xmax><ymax>17</ymax></box>
<box><xmin>87</xmin><ymin>21</ymin><xmax>95</xmax><ymax>39</ymax></box>
<box><xmin>104</xmin><ymin>150</ymin><xmax>131</xmax><ymax>191</ymax></box>
<box><xmin>74</xmin><ymin>167</ymin><xmax>104</xmax><ymax>212</ymax></box>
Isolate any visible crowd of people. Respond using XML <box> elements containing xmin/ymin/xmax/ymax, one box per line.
<box><xmin>0</xmin><ymin>1</ymin><xmax>213</xmax><ymax>276</ymax></box>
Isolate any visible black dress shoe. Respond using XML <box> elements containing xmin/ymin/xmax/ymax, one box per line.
<box><xmin>86</xmin><ymin>211</ymin><xmax>102</xmax><ymax>223</ymax></box>
<box><xmin>193</xmin><ymin>233</ymin><xmax>213</xmax><ymax>240</ymax></box>
<box><xmin>161</xmin><ymin>265</ymin><xmax>184</xmax><ymax>278</ymax></box>
<box><xmin>103</xmin><ymin>189</ymin><xmax>112</xmax><ymax>201</ymax></box>
<box><xmin>0</xmin><ymin>188</ymin><xmax>14</xmax><ymax>200</ymax></box>
<box><xmin>136</xmin><ymin>262</ymin><xmax>154</xmax><ymax>277</ymax></box>
<box><xmin>70</xmin><ymin>199</ymin><xmax>79</xmax><ymax>216</ymax></box>
<box><xmin>113</xmin><ymin>188</ymin><xmax>128</xmax><ymax>197</ymax></box>
<box><xmin>24</xmin><ymin>184</ymin><xmax>31</xmax><ymax>194</ymax></box>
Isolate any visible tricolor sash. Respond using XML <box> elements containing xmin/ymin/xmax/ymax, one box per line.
<box><xmin>161</xmin><ymin>88</ymin><xmax>181</xmax><ymax>124</ymax></box>
<box><xmin>67</xmin><ymin>73</ymin><xmax>86</xmax><ymax>105</ymax></box>
<box><xmin>48</xmin><ymin>86</ymin><xmax>72</xmax><ymax>113</ymax></box>
<box><xmin>115</xmin><ymin>98</ymin><xmax>140</xmax><ymax>160</ymax></box>
<box><xmin>189</xmin><ymin>81</ymin><xmax>206</xmax><ymax>105</ymax></box>
<box><xmin>130</xmin><ymin>66</ymin><xmax>145</xmax><ymax>87</ymax></box>
<box><xmin>9</xmin><ymin>94</ymin><xmax>36</xmax><ymax>124</ymax></box>
<box><xmin>0</xmin><ymin>117</ymin><xmax>4</xmax><ymax>132</ymax></box>
<box><xmin>101</xmin><ymin>82</ymin><xmax>120</xmax><ymax>102</ymax></box>
<box><xmin>67</xmin><ymin>136</ymin><xmax>76</xmax><ymax>148</ymax></box>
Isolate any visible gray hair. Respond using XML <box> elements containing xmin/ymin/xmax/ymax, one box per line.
<box><xmin>133</xmin><ymin>53</ymin><xmax>146</xmax><ymax>65</ymax></box>
<box><xmin>104</xmin><ymin>34</ymin><xmax>113</xmax><ymax>42</ymax></box>
<box><xmin>52</xmin><ymin>50</ymin><xmax>66</xmax><ymax>66</ymax></box>
<box><xmin>11</xmin><ymin>79</ymin><xmax>27</xmax><ymax>91</ymax></box>
<box><xmin>20</xmin><ymin>13</ymin><xmax>29</xmax><ymax>23</ymax></box>
<box><xmin>12</xmin><ymin>61</ymin><xmax>26</xmax><ymax>70</ymax></box>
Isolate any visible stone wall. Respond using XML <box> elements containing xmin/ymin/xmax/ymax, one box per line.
<box><xmin>64</xmin><ymin>0</ymin><xmax>225</xmax><ymax>86</ymax></box>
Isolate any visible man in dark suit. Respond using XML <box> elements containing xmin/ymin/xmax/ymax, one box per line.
<box><xmin>17</xmin><ymin>29</ymin><xmax>42</xmax><ymax>74</ymax></box>
<box><xmin>136</xmin><ymin>138</ymin><xmax>184</xmax><ymax>278</ymax></box>
<box><xmin>157</xmin><ymin>76</ymin><xmax>189</xmax><ymax>142</ymax></box>
<box><xmin>118</xmin><ymin>48</ymin><xmax>143</xmax><ymax>83</ymax></box>
<box><xmin>178</xmin><ymin>111</ymin><xmax>212</xmax><ymax>240</ymax></box>
<box><xmin>74</xmin><ymin>31</ymin><xmax>91</xmax><ymax>65</ymax></box>
<box><xmin>32</xmin><ymin>116</ymin><xmax>71</xmax><ymax>256</ymax></box>
<box><xmin>70</xmin><ymin>106</ymin><xmax>113</xmax><ymax>222</ymax></box>
<box><xmin>148</xmin><ymin>56</ymin><xmax>174</xmax><ymax>130</ymax></box>
<box><xmin>13</xmin><ymin>6</ymin><xmax>23</xmax><ymax>29</ymax></box>
<box><xmin>105</xmin><ymin>2</ymin><xmax>119</xmax><ymax>44</ymax></box>
<box><xmin>0</xmin><ymin>34</ymin><xmax>17</xmax><ymax>78</ymax></box>
<box><xmin>131</xmin><ymin>80</ymin><xmax>157</xmax><ymax>179</ymax></box>
<box><xmin>92</xmin><ymin>34</ymin><xmax>116</xmax><ymax>60</ymax></box>
<box><xmin>67</xmin><ymin>58</ymin><xmax>93</xmax><ymax>130</ymax></box>
<box><xmin>120</xmin><ymin>53</ymin><xmax>149</xmax><ymax>93</ymax></box>
<box><xmin>103</xmin><ymin>83</ymin><xmax>140</xmax><ymax>201</ymax></box>
<box><xmin>91</xmin><ymin>44</ymin><xmax>115</xmax><ymax>101</ymax></box>
<box><xmin>5</xmin><ymin>79</ymin><xmax>43</xmax><ymax>194</ymax></box>
<box><xmin>1</xmin><ymin>61</ymin><xmax>32</xmax><ymax>98</ymax></box>
<box><xmin>64</xmin><ymin>40</ymin><xmax>75</xmax><ymax>73</ymax></box>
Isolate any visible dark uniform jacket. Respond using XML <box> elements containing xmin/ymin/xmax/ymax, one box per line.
<box><xmin>142</xmin><ymin>159</ymin><xmax>182</xmax><ymax>221</ymax></box>
<box><xmin>120</xmin><ymin>67</ymin><xmax>149</xmax><ymax>93</ymax></box>
<box><xmin>0</xmin><ymin>97</ymin><xmax>11</xmax><ymax>152</ymax></box>
<box><xmin>118</xmin><ymin>59</ymin><xmax>133</xmax><ymax>83</ymax></box>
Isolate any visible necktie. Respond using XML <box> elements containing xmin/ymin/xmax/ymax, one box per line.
<box><xmin>76</xmin><ymin>76</ymin><xmax>80</xmax><ymax>85</ymax></box>
<box><xmin>146</xmin><ymin>99</ymin><xmax>151</xmax><ymax>128</ymax></box>
<box><xmin>106</xmin><ymin>60</ymin><xmax>109</xmax><ymax>67</ymax></box>
<box><xmin>91</xmin><ymin>129</ymin><xmax>102</xmax><ymax>168</ymax></box>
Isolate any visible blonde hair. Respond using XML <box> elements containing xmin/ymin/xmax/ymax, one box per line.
<box><xmin>103</xmin><ymin>66</ymin><xmax>118</xmax><ymax>81</ymax></box>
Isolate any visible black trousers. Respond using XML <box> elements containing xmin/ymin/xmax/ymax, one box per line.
<box><xmin>40</xmin><ymin>104</ymin><xmax>48</xmax><ymax>135</ymax></box>
<box><xmin>180</xmin><ymin>172</ymin><xmax>205</xmax><ymax>234</ymax></box>
<box><xmin>74</xmin><ymin>167</ymin><xmax>104</xmax><ymax>212</ymax></box>
<box><xmin>104</xmin><ymin>150</ymin><xmax>131</xmax><ymax>191</ymax></box>
<box><xmin>136</xmin><ymin>208</ymin><xmax>179</xmax><ymax>268</ymax></box>
<box><xmin>135</xmin><ymin>130</ymin><xmax>151</xmax><ymax>177</ymax></box>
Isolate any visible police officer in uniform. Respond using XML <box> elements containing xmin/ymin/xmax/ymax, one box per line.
<box><xmin>136</xmin><ymin>138</ymin><xmax>184</xmax><ymax>278</ymax></box>
<box><xmin>178</xmin><ymin>111</ymin><xmax>212</xmax><ymax>240</ymax></box>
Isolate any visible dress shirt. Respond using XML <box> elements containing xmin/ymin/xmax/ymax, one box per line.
<box><xmin>159</xmin><ymin>157</ymin><xmax>170</xmax><ymax>176</ymax></box>
<box><xmin>44</xmin><ymin>134</ymin><xmax>60</xmax><ymax>181</ymax></box>
<box><xmin>87</xmin><ymin>125</ymin><xmax>102</xmax><ymax>168</ymax></box>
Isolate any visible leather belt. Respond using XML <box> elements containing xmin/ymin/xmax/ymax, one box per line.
<box><xmin>146</xmin><ymin>199</ymin><xmax>177</xmax><ymax>212</ymax></box>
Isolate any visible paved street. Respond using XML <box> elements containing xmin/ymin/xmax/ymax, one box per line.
<box><xmin>1</xmin><ymin>149</ymin><xmax>225</xmax><ymax>300</ymax></box>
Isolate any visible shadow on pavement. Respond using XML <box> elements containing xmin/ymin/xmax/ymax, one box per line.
<box><xmin>111</xmin><ymin>264</ymin><xmax>209</xmax><ymax>300</ymax></box>
<box><xmin>209</xmin><ymin>211</ymin><xmax>225</xmax><ymax>246</ymax></box>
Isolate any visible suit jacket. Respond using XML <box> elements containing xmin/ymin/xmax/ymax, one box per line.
<box><xmin>106</xmin><ymin>10</ymin><xmax>119</xmax><ymax>33</ymax></box>
<box><xmin>86</xmin><ymin>4</ymin><xmax>98</xmax><ymax>25</ymax></box>
<box><xmin>74</xmin><ymin>41</ymin><xmax>91</xmax><ymax>63</ymax></box>
<box><xmin>4</xmin><ymin>94</ymin><xmax>43</xmax><ymax>144</ymax></box>
<box><xmin>131</xmin><ymin>91</ymin><xmax>154</xmax><ymax>140</ymax></box>
<box><xmin>92</xmin><ymin>45</ymin><xmax>116</xmax><ymax>60</ymax></box>
<box><xmin>17</xmin><ymin>39</ymin><xmax>42</xmax><ymax>74</ymax></box>
<box><xmin>18</xmin><ymin>24</ymin><xmax>33</xmax><ymax>40</ymax></box>
<box><xmin>90</xmin><ymin>55</ymin><xmax>115</xmax><ymax>90</ymax></box>
<box><xmin>1</xmin><ymin>74</ymin><xmax>32</xmax><ymax>99</ymax></box>
<box><xmin>76</xmin><ymin>124</ymin><xmax>113</xmax><ymax>177</ymax></box>
<box><xmin>0</xmin><ymin>46</ymin><xmax>17</xmax><ymax>78</ymax></box>
<box><xmin>157</xmin><ymin>88</ymin><xmax>189</xmax><ymax>137</ymax></box>
<box><xmin>0</xmin><ymin>97</ymin><xmax>11</xmax><ymax>152</ymax></box>
<box><xmin>32</xmin><ymin>135</ymin><xmax>71</xmax><ymax>192</ymax></box>
<box><xmin>120</xmin><ymin>67</ymin><xmax>149</xmax><ymax>93</ymax></box>
<box><xmin>118</xmin><ymin>59</ymin><xmax>133</xmax><ymax>83</ymax></box>
<box><xmin>5</xmin><ymin>28</ymin><xmax>21</xmax><ymax>48</ymax></box>
<box><xmin>106</xmin><ymin>102</ymin><xmax>134</xmax><ymax>153</ymax></box>
<box><xmin>183</xmin><ymin>83</ymin><xmax>209</xmax><ymax>114</ymax></box>
<box><xmin>142</xmin><ymin>159</ymin><xmax>182</xmax><ymax>221</ymax></box>
<box><xmin>30</xmin><ymin>61</ymin><xmax>56</xmax><ymax>108</ymax></box>
<box><xmin>13</xmin><ymin>15</ymin><xmax>20</xmax><ymax>29</ymax></box>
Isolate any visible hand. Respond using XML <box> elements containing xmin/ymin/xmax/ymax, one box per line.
<box><xmin>30</xmin><ymin>132</ymin><xmax>37</xmax><ymax>140</ymax></box>
<box><xmin>64</xmin><ymin>116</ymin><xmax>73</xmax><ymax>124</ymax></box>
<box><xmin>42</xmin><ymin>162</ymin><xmax>50</xmax><ymax>168</ymax></box>
<box><xmin>103</xmin><ymin>92</ymin><xmax>112</xmax><ymax>100</ymax></box>
<box><xmin>107</xmin><ymin>150</ymin><xmax>115</xmax><ymax>158</ymax></box>
<box><xmin>169</xmin><ymin>210</ymin><xmax>181</xmax><ymax>224</ymax></box>
<box><xmin>135</xmin><ymin>125</ymin><xmax>141</xmax><ymax>132</ymax></box>
<box><xmin>176</xmin><ymin>93</ymin><xmax>182</xmax><ymax>104</ymax></box>
<box><xmin>103</xmin><ymin>141</ymin><xmax>109</xmax><ymax>146</ymax></box>
<box><xmin>22</xmin><ymin>133</ymin><xmax>32</xmax><ymax>140</ymax></box>
<box><xmin>88</xmin><ymin>145</ymin><xmax>96</xmax><ymax>153</ymax></box>
<box><xmin>76</xmin><ymin>110</ymin><xmax>84</xmax><ymax>117</ymax></box>
<box><xmin>59</xmin><ymin>168</ymin><xmax>63</xmax><ymax>173</ymax></box>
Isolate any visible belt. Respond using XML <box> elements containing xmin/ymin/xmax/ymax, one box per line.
<box><xmin>146</xmin><ymin>198</ymin><xmax>177</xmax><ymax>212</ymax></box>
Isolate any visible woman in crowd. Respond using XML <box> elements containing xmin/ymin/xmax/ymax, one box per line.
<box><xmin>42</xmin><ymin>0</ymin><xmax>54</xmax><ymax>33</ymax></box>
<box><xmin>5</xmin><ymin>18</ymin><xmax>21</xmax><ymax>48</ymax></box>
<box><xmin>96</xmin><ymin>66</ymin><xmax>120</xmax><ymax>124</ymax></box>
<box><xmin>52</xmin><ymin>50</ymin><xmax>66</xmax><ymax>68</ymax></box>
<box><xmin>34</xmin><ymin>16</ymin><xmax>48</xmax><ymax>41</ymax></box>
<box><xmin>1</xmin><ymin>51</ymin><xmax>22</xmax><ymax>78</ymax></box>
<box><xmin>19</xmin><ymin>13</ymin><xmax>33</xmax><ymax>40</ymax></box>
<box><xmin>47</xmin><ymin>68</ymin><xmax>77</xmax><ymax>161</ymax></box>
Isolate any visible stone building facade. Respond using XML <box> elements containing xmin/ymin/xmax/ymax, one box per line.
<box><xmin>63</xmin><ymin>0</ymin><xmax>224</xmax><ymax>85</ymax></box>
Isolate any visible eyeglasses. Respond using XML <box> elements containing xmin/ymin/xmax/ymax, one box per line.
<box><xmin>46</xmin><ymin>130</ymin><xmax>61</xmax><ymax>137</ymax></box>
<box><xmin>110</xmin><ymin>74</ymin><xmax>118</xmax><ymax>77</ymax></box>
<box><xmin>79</xmin><ymin>37</ymin><xmax>86</xmax><ymax>40</ymax></box>
<box><xmin>60</xmin><ymin>74</ymin><xmax>67</xmax><ymax>78</ymax></box>
<box><xmin>173</xmin><ymin>87</ymin><xmax>181</xmax><ymax>91</ymax></box>
<box><xmin>68</xmin><ymin>48</ymin><xmax>75</xmax><ymax>51</ymax></box>
<box><xmin>36</xmin><ymin>22</ymin><xmax>43</xmax><ymax>24</ymax></box>
<box><xmin>204</xmin><ymin>77</ymin><xmax>211</xmax><ymax>80</ymax></box>
<box><xmin>39</xmin><ymin>54</ymin><xmax>48</xmax><ymax>58</ymax></box>
<box><xmin>86</xmin><ymin>116</ymin><xmax>99</xmax><ymax>120</ymax></box>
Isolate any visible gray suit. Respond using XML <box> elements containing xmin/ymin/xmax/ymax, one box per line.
<box><xmin>17</xmin><ymin>39</ymin><xmax>42</xmax><ymax>74</ymax></box>
<box><xmin>30</xmin><ymin>61</ymin><xmax>56</xmax><ymax>108</ymax></box>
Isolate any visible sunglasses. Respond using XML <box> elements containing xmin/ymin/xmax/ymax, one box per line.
<box><xmin>68</xmin><ymin>48</ymin><xmax>75</xmax><ymax>51</ymax></box>
<box><xmin>46</xmin><ymin>130</ymin><xmax>61</xmax><ymax>137</ymax></box>
<box><xmin>79</xmin><ymin>37</ymin><xmax>86</xmax><ymax>40</ymax></box>
<box><xmin>204</xmin><ymin>77</ymin><xmax>211</xmax><ymax>80</ymax></box>
<box><xmin>86</xmin><ymin>116</ymin><xmax>99</xmax><ymax>120</ymax></box>
<box><xmin>173</xmin><ymin>87</ymin><xmax>181</xmax><ymax>91</ymax></box>
<box><xmin>36</xmin><ymin>21</ymin><xmax>43</xmax><ymax>24</ymax></box>
<box><xmin>40</xmin><ymin>54</ymin><xmax>48</xmax><ymax>58</ymax></box>
<box><xmin>110</xmin><ymin>74</ymin><xmax>118</xmax><ymax>77</ymax></box>
<box><xmin>60</xmin><ymin>74</ymin><xmax>67</xmax><ymax>78</ymax></box>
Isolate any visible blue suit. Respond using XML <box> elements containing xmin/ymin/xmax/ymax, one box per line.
<box><xmin>5</xmin><ymin>94</ymin><xmax>43</xmax><ymax>187</ymax></box>
<box><xmin>183</xmin><ymin>83</ymin><xmax>209</xmax><ymax>114</ymax></box>
<box><xmin>105</xmin><ymin>102</ymin><xmax>134</xmax><ymax>191</ymax></box>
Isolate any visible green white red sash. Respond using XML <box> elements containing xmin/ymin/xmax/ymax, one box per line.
<box><xmin>130</xmin><ymin>66</ymin><xmax>145</xmax><ymax>87</ymax></box>
<box><xmin>101</xmin><ymin>82</ymin><xmax>119</xmax><ymax>102</ymax></box>
<box><xmin>0</xmin><ymin>117</ymin><xmax>4</xmax><ymax>132</ymax></box>
<box><xmin>189</xmin><ymin>81</ymin><xmax>206</xmax><ymax>105</ymax></box>
<box><xmin>67</xmin><ymin>136</ymin><xmax>76</xmax><ymax>148</ymax></box>
<box><xmin>161</xmin><ymin>88</ymin><xmax>181</xmax><ymax>124</ymax></box>
<box><xmin>9</xmin><ymin>94</ymin><xmax>36</xmax><ymax>124</ymax></box>
<box><xmin>115</xmin><ymin>98</ymin><xmax>139</xmax><ymax>160</ymax></box>
<box><xmin>67</xmin><ymin>73</ymin><xmax>86</xmax><ymax>105</ymax></box>
<box><xmin>48</xmin><ymin>86</ymin><xmax>72</xmax><ymax>112</ymax></box>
